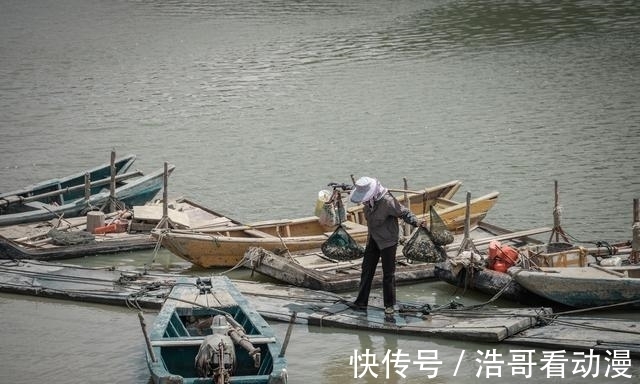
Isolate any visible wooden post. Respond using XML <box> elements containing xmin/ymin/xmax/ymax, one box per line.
<box><xmin>84</xmin><ymin>172</ymin><xmax>90</xmax><ymax>201</ymax></box>
<box><xmin>632</xmin><ymin>198</ymin><xmax>639</xmax><ymax>264</ymax></box>
<box><xmin>109</xmin><ymin>150</ymin><xmax>116</xmax><ymax>213</ymax></box>
<box><xmin>162</xmin><ymin>162</ymin><xmax>169</xmax><ymax>228</ymax></box>
<box><xmin>548</xmin><ymin>180</ymin><xmax>570</xmax><ymax>243</ymax></box>
<box><xmin>553</xmin><ymin>180</ymin><xmax>560</xmax><ymax>242</ymax></box>
<box><xmin>464</xmin><ymin>191</ymin><xmax>471</xmax><ymax>241</ymax></box>
<box><xmin>456</xmin><ymin>191</ymin><xmax>476</xmax><ymax>256</ymax></box>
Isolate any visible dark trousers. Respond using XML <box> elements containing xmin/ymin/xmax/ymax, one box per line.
<box><xmin>354</xmin><ymin>238</ymin><xmax>397</xmax><ymax>308</ymax></box>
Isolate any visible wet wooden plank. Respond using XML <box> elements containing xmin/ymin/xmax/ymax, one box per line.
<box><xmin>503</xmin><ymin>316</ymin><xmax>640</xmax><ymax>356</ymax></box>
<box><xmin>306</xmin><ymin>301</ymin><xmax>545</xmax><ymax>343</ymax></box>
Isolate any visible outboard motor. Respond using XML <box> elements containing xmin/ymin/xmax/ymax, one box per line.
<box><xmin>195</xmin><ymin>315</ymin><xmax>236</xmax><ymax>382</ymax></box>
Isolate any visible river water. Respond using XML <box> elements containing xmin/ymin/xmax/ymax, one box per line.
<box><xmin>1</xmin><ymin>1</ymin><xmax>639</xmax><ymax>383</ymax></box>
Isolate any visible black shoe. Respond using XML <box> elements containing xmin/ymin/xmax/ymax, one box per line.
<box><xmin>346</xmin><ymin>301</ymin><xmax>367</xmax><ymax>311</ymax></box>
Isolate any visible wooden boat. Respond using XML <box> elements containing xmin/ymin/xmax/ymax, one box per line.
<box><xmin>0</xmin><ymin>153</ymin><xmax>137</xmax><ymax>207</ymax></box>
<box><xmin>0</xmin><ymin>163</ymin><xmax>175</xmax><ymax>227</ymax></box>
<box><xmin>155</xmin><ymin>190</ymin><xmax>500</xmax><ymax>269</ymax></box>
<box><xmin>348</xmin><ymin>186</ymin><xmax>499</xmax><ymax>234</ymax></box>
<box><xmin>153</xmin><ymin>218</ymin><xmax>369</xmax><ymax>268</ymax></box>
<box><xmin>434</xmin><ymin>230</ymin><xmax>635</xmax><ymax>305</ymax></box>
<box><xmin>143</xmin><ymin>276</ymin><xmax>288</xmax><ymax>384</ymax></box>
<box><xmin>346</xmin><ymin>179</ymin><xmax>462</xmax><ymax>223</ymax></box>
<box><xmin>0</xmin><ymin>154</ymin><xmax>137</xmax><ymax>225</ymax></box>
<box><xmin>509</xmin><ymin>265</ymin><xmax>640</xmax><ymax>308</ymax></box>
<box><xmin>245</xmin><ymin>222</ymin><xmax>553</xmax><ymax>293</ymax></box>
<box><xmin>244</xmin><ymin>246</ymin><xmax>435</xmax><ymax>292</ymax></box>
<box><xmin>434</xmin><ymin>258</ymin><xmax>547</xmax><ymax>304</ymax></box>
<box><xmin>0</xmin><ymin>197</ymin><xmax>238</xmax><ymax>261</ymax></box>
<box><xmin>419</xmin><ymin>191</ymin><xmax>500</xmax><ymax>233</ymax></box>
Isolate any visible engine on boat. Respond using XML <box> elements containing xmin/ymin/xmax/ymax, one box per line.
<box><xmin>195</xmin><ymin>315</ymin><xmax>236</xmax><ymax>380</ymax></box>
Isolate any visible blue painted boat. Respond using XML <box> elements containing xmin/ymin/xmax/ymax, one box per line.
<box><xmin>0</xmin><ymin>160</ymin><xmax>174</xmax><ymax>226</ymax></box>
<box><xmin>0</xmin><ymin>154</ymin><xmax>137</xmax><ymax>211</ymax></box>
<box><xmin>144</xmin><ymin>276</ymin><xmax>288</xmax><ymax>384</ymax></box>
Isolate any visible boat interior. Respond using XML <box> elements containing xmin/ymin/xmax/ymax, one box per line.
<box><xmin>157</xmin><ymin>305</ymin><xmax>276</xmax><ymax>378</ymax></box>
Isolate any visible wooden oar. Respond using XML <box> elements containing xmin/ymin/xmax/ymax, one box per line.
<box><xmin>387</xmin><ymin>188</ymin><xmax>425</xmax><ymax>194</ymax></box>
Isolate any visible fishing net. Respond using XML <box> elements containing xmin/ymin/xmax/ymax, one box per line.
<box><xmin>48</xmin><ymin>228</ymin><xmax>96</xmax><ymax>245</ymax></box>
<box><xmin>321</xmin><ymin>224</ymin><xmax>364</xmax><ymax>261</ymax></box>
<box><xmin>429</xmin><ymin>206</ymin><xmax>454</xmax><ymax>246</ymax></box>
<box><xmin>402</xmin><ymin>226</ymin><xmax>446</xmax><ymax>263</ymax></box>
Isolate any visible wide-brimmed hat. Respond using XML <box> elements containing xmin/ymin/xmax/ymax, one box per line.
<box><xmin>350</xmin><ymin>176</ymin><xmax>377</xmax><ymax>203</ymax></box>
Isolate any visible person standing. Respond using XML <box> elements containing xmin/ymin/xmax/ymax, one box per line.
<box><xmin>348</xmin><ymin>176</ymin><xmax>425</xmax><ymax>314</ymax></box>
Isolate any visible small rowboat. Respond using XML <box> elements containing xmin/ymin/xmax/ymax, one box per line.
<box><xmin>154</xmin><ymin>185</ymin><xmax>499</xmax><ymax>268</ymax></box>
<box><xmin>142</xmin><ymin>276</ymin><xmax>288</xmax><ymax>384</ymax></box>
<box><xmin>0</xmin><ymin>153</ymin><xmax>174</xmax><ymax>226</ymax></box>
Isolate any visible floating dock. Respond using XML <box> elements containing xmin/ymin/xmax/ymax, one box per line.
<box><xmin>0</xmin><ymin>259</ymin><xmax>638</xmax><ymax>356</ymax></box>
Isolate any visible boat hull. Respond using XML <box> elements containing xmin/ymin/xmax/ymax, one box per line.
<box><xmin>157</xmin><ymin>223</ymin><xmax>368</xmax><ymax>268</ymax></box>
<box><xmin>0</xmin><ymin>154</ymin><xmax>136</xmax><ymax>207</ymax></box>
<box><xmin>0</xmin><ymin>164</ymin><xmax>173</xmax><ymax>226</ymax></box>
<box><xmin>509</xmin><ymin>266</ymin><xmax>640</xmax><ymax>308</ymax></box>
<box><xmin>157</xmin><ymin>190</ymin><xmax>499</xmax><ymax>269</ymax></box>
<box><xmin>244</xmin><ymin>246</ymin><xmax>435</xmax><ymax>292</ymax></box>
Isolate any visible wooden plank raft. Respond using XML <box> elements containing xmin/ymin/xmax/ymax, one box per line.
<box><xmin>504</xmin><ymin>316</ymin><xmax>640</xmax><ymax>356</ymax></box>
<box><xmin>1</xmin><ymin>260</ymin><xmax>638</xmax><ymax>356</ymax></box>
<box><xmin>306</xmin><ymin>300</ymin><xmax>546</xmax><ymax>343</ymax></box>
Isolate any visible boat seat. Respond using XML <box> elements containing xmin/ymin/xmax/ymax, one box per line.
<box><xmin>151</xmin><ymin>336</ymin><xmax>276</xmax><ymax>347</ymax></box>
<box><xmin>248</xmin><ymin>218</ymin><xmax>294</xmax><ymax>227</ymax></box>
<box><xmin>244</xmin><ymin>229</ymin><xmax>278</xmax><ymax>238</ymax></box>
<box><xmin>340</xmin><ymin>221</ymin><xmax>368</xmax><ymax>231</ymax></box>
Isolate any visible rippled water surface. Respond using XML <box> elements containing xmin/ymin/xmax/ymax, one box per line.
<box><xmin>1</xmin><ymin>1</ymin><xmax>639</xmax><ymax>383</ymax></box>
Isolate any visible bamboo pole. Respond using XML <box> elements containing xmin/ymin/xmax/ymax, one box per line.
<box><xmin>84</xmin><ymin>172</ymin><xmax>90</xmax><ymax>201</ymax></box>
<box><xmin>279</xmin><ymin>311</ymin><xmax>297</xmax><ymax>358</ymax></box>
<box><xmin>109</xmin><ymin>150</ymin><xmax>116</xmax><ymax>213</ymax></box>
<box><xmin>138</xmin><ymin>312</ymin><xmax>157</xmax><ymax>363</ymax></box>
<box><xmin>403</xmin><ymin>177</ymin><xmax>410</xmax><ymax>236</ymax></box>
<box><xmin>387</xmin><ymin>188</ymin><xmax>424</xmax><ymax>194</ymax></box>
<box><xmin>464</xmin><ymin>191</ymin><xmax>471</xmax><ymax>240</ymax></box>
<box><xmin>553</xmin><ymin>180</ymin><xmax>560</xmax><ymax>243</ymax></box>
<box><xmin>162</xmin><ymin>162</ymin><xmax>169</xmax><ymax>229</ymax></box>
<box><xmin>632</xmin><ymin>198</ymin><xmax>639</xmax><ymax>264</ymax></box>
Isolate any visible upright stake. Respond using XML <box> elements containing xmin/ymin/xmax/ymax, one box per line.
<box><xmin>632</xmin><ymin>198</ymin><xmax>639</xmax><ymax>264</ymax></box>
<box><xmin>162</xmin><ymin>162</ymin><xmax>169</xmax><ymax>229</ymax></box>
<box><xmin>84</xmin><ymin>172</ymin><xmax>90</xmax><ymax>201</ymax></box>
<box><xmin>109</xmin><ymin>150</ymin><xmax>116</xmax><ymax>213</ymax></box>
<box><xmin>548</xmin><ymin>180</ymin><xmax>570</xmax><ymax>243</ymax></box>
<box><xmin>464</xmin><ymin>191</ymin><xmax>471</xmax><ymax>241</ymax></box>
<box><xmin>456</xmin><ymin>191</ymin><xmax>476</xmax><ymax>256</ymax></box>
